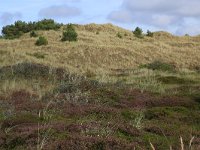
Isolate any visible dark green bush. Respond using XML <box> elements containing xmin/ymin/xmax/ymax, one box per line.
<box><xmin>146</xmin><ymin>30</ymin><xmax>154</xmax><ymax>37</ymax></box>
<box><xmin>142</xmin><ymin>60</ymin><xmax>176</xmax><ymax>72</ymax></box>
<box><xmin>61</xmin><ymin>24</ymin><xmax>78</xmax><ymax>42</ymax></box>
<box><xmin>2</xmin><ymin>19</ymin><xmax>61</xmax><ymax>39</ymax></box>
<box><xmin>35</xmin><ymin>36</ymin><xmax>48</xmax><ymax>46</ymax></box>
<box><xmin>2</xmin><ymin>24</ymin><xmax>23</xmax><ymax>39</ymax></box>
<box><xmin>35</xmin><ymin>19</ymin><xmax>61</xmax><ymax>30</ymax></box>
<box><xmin>30</xmin><ymin>31</ymin><xmax>38</xmax><ymax>37</ymax></box>
<box><xmin>61</xmin><ymin>31</ymin><xmax>77</xmax><ymax>42</ymax></box>
<box><xmin>133</xmin><ymin>27</ymin><xmax>143</xmax><ymax>38</ymax></box>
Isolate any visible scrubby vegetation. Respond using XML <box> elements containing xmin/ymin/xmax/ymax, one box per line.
<box><xmin>0</xmin><ymin>62</ymin><xmax>199</xmax><ymax>149</ymax></box>
<box><xmin>2</xmin><ymin>19</ymin><xmax>61</xmax><ymax>39</ymax></box>
<box><xmin>61</xmin><ymin>24</ymin><xmax>78</xmax><ymax>42</ymax></box>
<box><xmin>35</xmin><ymin>36</ymin><xmax>48</xmax><ymax>46</ymax></box>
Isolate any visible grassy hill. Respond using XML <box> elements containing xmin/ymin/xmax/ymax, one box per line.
<box><xmin>1</xmin><ymin>23</ymin><xmax>200</xmax><ymax>74</ymax></box>
<box><xmin>0</xmin><ymin>23</ymin><xmax>200</xmax><ymax>149</ymax></box>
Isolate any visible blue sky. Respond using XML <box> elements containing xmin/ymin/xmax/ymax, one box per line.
<box><xmin>1</xmin><ymin>0</ymin><xmax>200</xmax><ymax>35</ymax></box>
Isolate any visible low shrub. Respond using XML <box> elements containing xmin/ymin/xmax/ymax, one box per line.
<box><xmin>133</xmin><ymin>27</ymin><xmax>143</xmax><ymax>38</ymax></box>
<box><xmin>61</xmin><ymin>24</ymin><xmax>78</xmax><ymax>42</ymax></box>
<box><xmin>35</xmin><ymin>36</ymin><xmax>48</xmax><ymax>46</ymax></box>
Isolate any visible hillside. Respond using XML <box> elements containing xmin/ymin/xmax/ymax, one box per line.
<box><xmin>1</xmin><ymin>23</ymin><xmax>200</xmax><ymax>75</ymax></box>
<box><xmin>0</xmin><ymin>23</ymin><xmax>200</xmax><ymax>149</ymax></box>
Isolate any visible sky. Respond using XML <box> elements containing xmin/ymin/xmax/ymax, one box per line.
<box><xmin>1</xmin><ymin>0</ymin><xmax>200</xmax><ymax>35</ymax></box>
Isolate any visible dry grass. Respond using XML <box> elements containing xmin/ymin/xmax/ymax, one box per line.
<box><xmin>0</xmin><ymin>78</ymin><xmax>55</xmax><ymax>98</ymax></box>
<box><xmin>0</xmin><ymin>23</ymin><xmax>200</xmax><ymax>75</ymax></box>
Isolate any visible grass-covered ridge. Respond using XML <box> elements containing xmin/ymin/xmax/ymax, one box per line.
<box><xmin>0</xmin><ymin>22</ymin><xmax>200</xmax><ymax>74</ymax></box>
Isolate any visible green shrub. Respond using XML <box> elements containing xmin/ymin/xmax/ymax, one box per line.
<box><xmin>133</xmin><ymin>27</ymin><xmax>143</xmax><ymax>38</ymax></box>
<box><xmin>61</xmin><ymin>30</ymin><xmax>78</xmax><ymax>42</ymax></box>
<box><xmin>35</xmin><ymin>36</ymin><xmax>48</xmax><ymax>46</ymax></box>
<box><xmin>61</xmin><ymin>24</ymin><xmax>78</xmax><ymax>42</ymax></box>
<box><xmin>30</xmin><ymin>31</ymin><xmax>38</xmax><ymax>37</ymax></box>
<box><xmin>146</xmin><ymin>30</ymin><xmax>153</xmax><ymax>37</ymax></box>
<box><xmin>35</xmin><ymin>19</ymin><xmax>61</xmax><ymax>30</ymax></box>
<box><xmin>117</xmin><ymin>32</ymin><xmax>122</xmax><ymax>38</ymax></box>
<box><xmin>2</xmin><ymin>24</ymin><xmax>23</xmax><ymax>39</ymax></box>
<box><xmin>2</xmin><ymin>19</ymin><xmax>61</xmax><ymax>39</ymax></box>
<box><xmin>142</xmin><ymin>60</ymin><xmax>175</xmax><ymax>72</ymax></box>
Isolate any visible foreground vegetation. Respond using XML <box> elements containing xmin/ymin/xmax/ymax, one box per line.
<box><xmin>0</xmin><ymin>62</ymin><xmax>199</xmax><ymax>149</ymax></box>
<box><xmin>0</xmin><ymin>21</ymin><xmax>199</xmax><ymax>149</ymax></box>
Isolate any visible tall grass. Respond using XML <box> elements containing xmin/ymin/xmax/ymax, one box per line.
<box><xmin>150</xmin><ymin>136</ymin><xmax>195</xmax><ymax>150</ymax></box>
<box><xmin>37</xmin><ymin>101</ymin><xmax>54</xmax><ymax>150</ymax></box>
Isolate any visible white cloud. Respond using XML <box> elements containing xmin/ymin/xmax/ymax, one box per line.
<box><xmin>38</xmin><ymin>5</ymin><xmax>81</xmax><ymax>18</ymax></box>
<box><xmin>108</xmin><ymin>0</ymin><xmax>200</xmax><ymax>35</ymax></box>
<box><xmin>151</xmin><ymin>15</ymin><xmax>178</xmax><ymax>27</ymax></box>
<box><xmin>108</xmin><ymin>10</ymin><xmax>133</xmax><ymax>23</ymax></box>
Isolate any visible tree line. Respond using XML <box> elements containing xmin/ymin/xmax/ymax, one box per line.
<box><xmin>1</xmin><ymin>19</ymin><xmax>62</xmax><ymax>39</ymax></box>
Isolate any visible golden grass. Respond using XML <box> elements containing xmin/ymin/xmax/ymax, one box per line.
<box><xmin>0</xmin><ymin>23</ymin><xmax>200</xmax><ymax>75</ymax></box>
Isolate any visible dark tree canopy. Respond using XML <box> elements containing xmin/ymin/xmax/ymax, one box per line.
<box><xmin>2</xmin><ymin>19</ymin><xmax>61</xmax><ymax>39</ymax></box>
<box><xmin>133</xmin><ymin>27</ymin><xmax>143</xmax><ymax>38</ymax></box>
